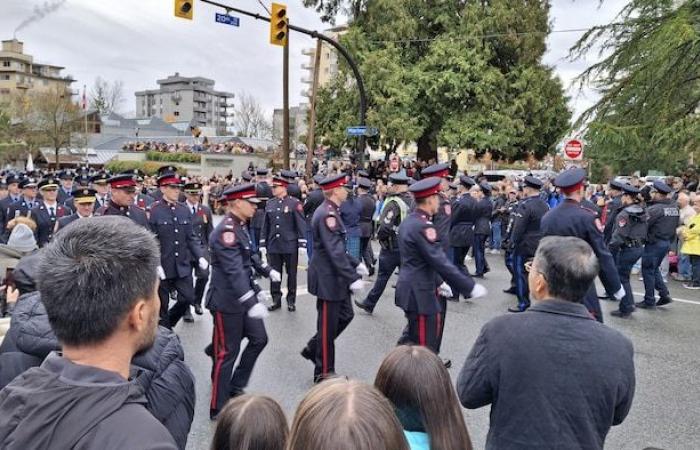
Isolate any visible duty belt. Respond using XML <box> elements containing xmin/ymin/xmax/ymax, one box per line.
<box><xmin>623</xmin><ymin>239</ymin><xmax>644</xmax><ymax>248</ymax></box>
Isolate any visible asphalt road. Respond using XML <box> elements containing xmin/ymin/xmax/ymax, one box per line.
<box><xmin>178</xmin><ymin>245</ymin><xmax>700</xmax><ymax>450</ymax></box>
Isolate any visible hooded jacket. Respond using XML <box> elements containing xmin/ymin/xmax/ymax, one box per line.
<box><xmin>0</xmin><ymin>292</ymin><xmax>195</xmax><ymax>449</ymax></box>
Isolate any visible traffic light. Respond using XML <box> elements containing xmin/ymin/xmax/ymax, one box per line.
<box><xmin>270</xmin><ymin>3</ymin><xmax>288</xmax><ymax>46</ymax></box>
<box><xmin>174</xmin><ymin>0</ymin><xmax>193</xmax><ymax>20</ymax></box>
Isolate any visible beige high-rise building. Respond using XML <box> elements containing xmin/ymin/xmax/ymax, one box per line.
<box><xmin>0</xmin><ymin>39</ymin><xmax>75</xmax><ymax>100</ymax></box>
<box><xmin>300</xmin><ymin>25</ymin><xmax>348</xmax><ymax>99</ymax></box>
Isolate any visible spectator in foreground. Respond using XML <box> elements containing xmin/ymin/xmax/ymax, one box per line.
<box><xmin>287</xmin><ymin>378</ymin><xmax>409</xmax><ymax>450</ymax></box>
<box><xmin>457</xmin><ymin>236</ymin><xmax>635</xmax><ymax>450</ymax></box>
<box><xmin>375</xmin><ymin>345</ymin><xmax>473</xmax><ymax>450</ymax></box>
<box><xmin>211</xmin><ymin>394</ymin><xmax>288</xmax><ymax>450</ymax></box>
<box><xmin>0</xmin><ymin>217</ymin><xmax>178</xmax><ymax>449</ymax></box>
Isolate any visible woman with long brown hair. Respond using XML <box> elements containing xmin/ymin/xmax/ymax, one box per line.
<box><xmin>211</xmin><ymin>394</ymin><xmax>288</xmax><ymax>450</ymax></box>
<box><xmin>375</xmin><ymin>346</ymin><xmax>473</xmax><ymax>450</ymax></box>
<box><xmin>286</xmin><ymin>378</ymin><xmax>409</xmax><ymax>450</ymax></box>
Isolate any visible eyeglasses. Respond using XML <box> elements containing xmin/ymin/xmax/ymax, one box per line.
<box><xmin>524</xmin><ymin>260</ymin><xmax>547</xmax><ymax>281</ymax></box>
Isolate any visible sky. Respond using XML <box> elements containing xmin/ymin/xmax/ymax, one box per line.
<box><xmin>3</xmin><ymin>0</ymin><xmax>628</xmax><ymax>125</ymax></box>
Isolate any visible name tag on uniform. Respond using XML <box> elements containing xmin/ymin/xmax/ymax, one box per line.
<box><xmin>663</xmin><ymin>208</ymin><xmax>679</xmax><ymax>217</ymax></box>
<box><xmin>284</xmin><ymin>206</ymin><xmax>289</xmax><ymax>214</ymax></box>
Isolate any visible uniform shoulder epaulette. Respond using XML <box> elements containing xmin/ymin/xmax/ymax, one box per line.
<box><xmin>580</xmin><ymin>204</ymin><xmax>598</xmax><ymax>215</ymax></box>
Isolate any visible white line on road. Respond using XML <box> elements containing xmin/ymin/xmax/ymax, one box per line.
<box><xmin>632</xmin><ymin>292</ymin><xmax>700</xmax><ymax>306</ymax></box>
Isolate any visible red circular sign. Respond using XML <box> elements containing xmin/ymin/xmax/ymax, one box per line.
<box><xmin>564</xmin><ymin>139</ymin><xmax>583</xmax><ymax>159</ymax></box>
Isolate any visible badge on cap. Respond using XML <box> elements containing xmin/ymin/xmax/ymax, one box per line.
<box><xmin>325</xmin><ymin>216</ymin><xmax>338</xmax><ymax>230</ymax></box>
<box><xmin>222</xmin><ymin>231</ymin><xmax>236</xmax><ymax>246</ymax></box>
<box><xmin>423</xmin><ymin>227</ymin><xmax>437</xmax><ymax>242</ymax></box>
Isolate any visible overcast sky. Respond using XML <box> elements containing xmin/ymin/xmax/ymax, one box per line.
<box><xmin>3</xmin><ymin>0</ymin><xmax>627</xmax><ymax>124</ymax></box>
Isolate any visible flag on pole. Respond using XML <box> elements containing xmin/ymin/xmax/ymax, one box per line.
<box><xmin>81</xmin><ymin>84</ymin><xmax>87</xmax><ymax>110</ymax></box>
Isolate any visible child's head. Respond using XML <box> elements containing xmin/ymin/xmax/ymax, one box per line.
<box><xmin>211</xmin><ymin>394</ymin><xmax>288</xmax><ymax>450</ymax></box>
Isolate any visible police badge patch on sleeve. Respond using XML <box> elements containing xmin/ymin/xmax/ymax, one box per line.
<box><xmin>617</xmin><ymin>217</ymin><xmax>627</xmax><ymax>228</ymax></box>
<box><xmin>221</xmin><ymin>231</ymin><xmax>236</xmax><ymax>246</ymax></box>
<box><xmin>423</xmin><ymin>227</ymin><xmax>437</xmax><ymax>242</ymax></box>
<box><xmin>325</xmin><ymin>216</ymin><xmax>338</xmax><ymax>230</ymax></box>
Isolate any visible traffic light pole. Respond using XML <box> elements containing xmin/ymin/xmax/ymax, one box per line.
<box><xmin>198</xmin><ymin>0</ymin><xmax>367</xmax><ymax>165</ymax></box>
<box><xmin>282</xmin><ymin>36</ymin><xmax>290</xmax><ymax>170</ymax></box>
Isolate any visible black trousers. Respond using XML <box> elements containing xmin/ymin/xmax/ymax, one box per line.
<box><xmin>306</xmin><ymin>298</ymin><xmax>354</xmax><ymax>379</ymax></box>
<box><xmin>473</xmin><ymin>234</ymin><xmax>490</xmax><ymax>275</ymax></box>
<box><xmin>210</xmin><ymin>311</ymin><xmax>268</xmax><ymax>414</ymax></box>
<box><xmin>268</xmin><ymin>252</ymin><xmax>298</xmax><ymax>306</ymax></box>
<box><xmin>398</xmin><ymin>311</ymin><xmax>442</xmax><ymax>354</ymax></box>
<box><xmin>158</xmin><ymin>275</ymin><xmax>194</xmax><ymax>328</ymax></box>
<box><xmin>359</xmin><ymin>237</ymin><xmax>375</xmax><ymax>268</ymax></box>
<box><xmin>363</xmin><ymin>248</ymin><xmax>400</xmax><ymax>309</ymax></box>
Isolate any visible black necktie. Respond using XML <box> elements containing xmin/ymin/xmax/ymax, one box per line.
<box><xmin>192</xmin><ymin>206</ymin><xmax>196</xmax><ymax>215</ymax></box>
<box><xmin>49</xmin><ymin>207</ymin><xmax>55</xmax><ymax>218</ymax></box>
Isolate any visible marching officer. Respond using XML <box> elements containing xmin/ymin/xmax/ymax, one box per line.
<box><xmin>183</xmin><ymin>181</ymin><xmax>214</xmax><ymax>319</ymax></box>
<box><xmin>281</xmin><ymin>169</ymin><xmax>303</xmax><ymax>201</ymax></box>
<box><xmin>31</xmin><ymin>176</ymin><xmax>71</xmax><ymax>247</ymax></box>
<box><xmin>55</xmin><ymin>188</ymin><xmax>97</xmax><ymax>232</ymax></box>
<box><xmin>638</xmin><ymin>180</ymin><xmax>680</xmax><ymax>309</ymax></box>
<box><xmin>357</xmin><ymin>177</ymin><xmax>376</xmax><ymax>273</ymax></box>
<box><xmin>124</xmin><ymin>169</ymin><xmax>155</xmax><ymax>210</ymax></box>
<box><xmin>94</xmin><ymin>174</ymin><xmax>149</xmax><ymax>227</ymax></box>
<box><xmin>507</xmin><ymin>176</ymin><xmax>549</xmax><ymax>313</ymax></box>
<box><xmin>449</xmin><ymin>175</ymin><xmax>477</xmax><ymax>285</ymax></box>
<box><xmin>300</xmin><ymin>173</ymin><xmax>366</xmax><ymax>383</ymax></box>
<box><xmin>149</xmin><ymin>171</ymin><xmax>207</xmax><ymax>328</ymax></box>
<box><xmin>302</xmin><ymin>174</ymin><xmax>326</xmax><ymax>258</ymax></box>
<box><xmin>355</xmin><ymin>173</ymin><xmax>412</xmax><ymax>314</ymax></box>
<box><xmin>609</xmin><ymin>183</ymin><xmax>647</xmax><ymax>318</ymax></box>
<box><xmin>207</xmin><ymin>183</ymin><xmax>276</xmax><ymax>420</ymax></box>
<box><xmin>395</xmin><ymin>177</ymin><xmax>487</xmax><ymax>353</ymax></box>
<box><xmin>57</xmin><ymin>170</ymin><xmax>74</xmax><ymax>205</ymax></box>
<box><xmin>473</xmin><ymin>182</ymin><xmax>493</xmax><ymax>278</ymax></box>
<box><xmin>259</xmin><ymin>175</ymin><xmax>307</xmax><ymax>312</ymax></box>
<box><xmin>540</xmin><ymin>168</ymin><xmax>625</xmax><ymax>322</ymax></box>
<box><xmin>501</xmin><ymin>188</ymin><xmax>520</xmax><ymax>295</ymax></box>
<box><xmin>250</xmin><ymin>168</ymin><xmax>272</xmax><ymax>250</ymax></box>
<box><xmin>603</xmin><ymin>179</ymin><xmax>626</xmax><ymax>246</ymax></box>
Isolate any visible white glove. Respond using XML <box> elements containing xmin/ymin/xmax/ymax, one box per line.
<box><xmin>257</xmin><ymin>290</ymin><xmax>272</xmax><ymax>303</ymax></box>
<box><xmin>157</xmin><ymin>266</ymin><xmax>166</xmax><ymax>280</ymax></box>
<box><xmin>349</xmin><ymin>279</ymin><xmax>365</xmax><ymax>293</ymax></box>
<box><xmin>356</xmin><ymin>262</ymin><xmax>369</xmax><ymax>276</ymax></box>
<box><xmin>613</xmin><ymin>286</ymin><xmax>626</xmax><ymax>301</ymax></box>
<box><xmin>469</xmin><ymin>283</ymin><xmax>488</xmax><ymax>299</ymax></box>
<box><xmin>198</xmin><ymin>257</ymin><xmax>209</xmax><ymax>271</ymax></box>
<box><xmin>269</xmin><ymin>269</ymin><xmax>281</xmax><ymax>282</ymax></box>
<box><xmin>437</xmin><ymin>282</ymin><xmax>453</xmax><ymax>298</ymax></box>
<box><xmin>463</xmin><ymin>254</ymin><xmax>471</xmax><ymax>266</ymax></box>
<box><xmin>259</xmin><ymin>247</ymin><xmax>268</xmax><ymax>265</ymax></box>
<box><xmin>248</xmin><ymin>303</ymin><xmax>269</xmax><ymax>319</ymax></box>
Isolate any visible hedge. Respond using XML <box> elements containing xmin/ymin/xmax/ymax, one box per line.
<box><xmin>105</xmin><ymin>160</ymin><xmax>186</xmax><ymax>176</ymax></box>
<box><xmin>145</xmin><ymin>151</ymin><xmax>201</xmax><ymax>164</ymax></box>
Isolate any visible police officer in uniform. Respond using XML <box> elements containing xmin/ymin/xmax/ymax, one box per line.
<box><xmin>303</xmin><ymin>174</ymin><xmax>326</xmax><ymax>258</ymax></box>
<box><xmin>281</xmin><ymin>170</ymin><xmax>303</xmax><ymax>200</ymax></box>
<box><xmin>638</xmin><ymin>180</ymin><xmax>680</xmax><ymax>309</ymax></box>
<box><xmin>473</xmin><ymin>182</ymin><xmax>493</xmax><ymax>277</ymax></box>
<box><xmin>259</xmin><ymin>176</ymin><xmax>307</xmax><ymax>312</ymax></box>
<box><xmin>357</xmin><ymin>177</ymin><xmax>376</xmax><ymax>273</ymax></box>
<box><xmin>94</xmin><ymin>174</ymin><xmax>149</xmax><ymax>228</ymax></box>
<box><xmin>207</xmin><ymin>183</ymin><xmax>275</xmax><ymax>420</ymax></box>
<box><xmin>395</xmin><ymin>177</ymin><xmax>487</xmax><ymax>352</ymax></box>
<box><xmin>501</xmin><ymin>188</ymin><xmax>520</xmax><ymax>294</ymax></box>
<box><xmin>123</xmin><ymin>169</ymin><xmax>155</xmax><ymax>210</ymax></box>
<box><xmin>91</xmin><ymin>172</ymin><xmax>110</xmax><ymax>211</ymax></box>
<box><xmin>55</xmin><ymin>188</ymin><xmax>97</xmax><ymax>232</ymax></box>
<box><xmin>609</xmin><ymin>184</ymin><xmax>647</xmax><ymax>318</ymax></box>
<box><xmin>301</xmin><ymin>174</ymin><xmax>366</xmax><ymax>383</ymax></box>
<box><xmin>57</xmin><ymin>170</ymin><xmax>74</xmax><ymax>205</ymax></box>
<box><xmin>0</xmin><ymin>174</ymin><xmax>22</xmax><ymax>236</ymax></box>
<box><xmin>149</xmin><ymin>172</ymin><xmax>207</xmax><ymax>328</ymax></box>
<box><xmin>6</xmin><ymin>177</ymin><xmax>39</xmax><ymax>223</ymax></box>
<box><xmin>603</xmin><ymin>179</ymin><xmax>626</xmax><ymax>246</ymax></box>
<box><xmin>183</xmin><ymin>182</ymin><xmax>214</xmax><ymax>319</ymax></box>
<box><xmin>507</xmin><ymin>176</ymin><xmax>549</xmax><ymax>313</ymax></box>
<box><xmin>250</xmin><ymin>168</ymin><xmax>272</xmax><ymax>250</ymax></box>
<box><xmin>449</xmin><ymin>175</ymin><xmax>477</xmax><ymax>286</ymax></box>
<box><xmin>355</xmin><ymin>173</ymin><xmax>412</xmax><ymax>314</ymax></box>
<box><xmin>540</xmin><ymin>168</ymin><xmax>625</xmax><ymax>322</ymax></box>
<box><xmin>31</xmin><ymin>176</ymin><xmax>71</xmax><ymax>247</ymax></box>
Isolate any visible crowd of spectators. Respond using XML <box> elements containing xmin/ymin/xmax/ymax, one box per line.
<box><xmin>121</xmin><ymin>139</ymin><xmax>256</xmax><ymax>154</ymax></box>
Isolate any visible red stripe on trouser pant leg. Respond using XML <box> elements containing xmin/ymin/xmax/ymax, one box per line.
<box><xmin>210</xmin><ymin>313</ymin><xmax>228</xmax><ymax>410</ymax></box>
<box><xmin>418</xmin><ymin>315</ymin><xmax>426</xmax><ymax>346</ymax></box>
<box><xmin>322</xmin><ymin>301</ymin><xmax>328</xmax><ymax>376</ymax></box>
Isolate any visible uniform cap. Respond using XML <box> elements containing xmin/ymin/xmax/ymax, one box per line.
<box><xmin>90</xmin><ymin>172</ymin><xmax>110</xmax><ymax>185</ymax></box>
<box><xmin>280</xmin><ymin>170</ymin><xmax>297</xmax><ymax>181</ymax></box>
<box><xmin>421</xmin><ymin>163</ymin><xmax>450</xmax><ymax>179</ymax></box>
<box><xmin>72</xmin><ymin>188</ymin><xmax>97</xmax><ymax>204</ymax></box>
<box><xmin>312</xmin><ymin>174</ymin><xmax>325</xmax><ymax>184</ymax></box>
<box><xmin>448</xmin><ymin>182</ymin><xmax>458</xmax><ymax>190</ymax></box>
<box><xmin>108</xmin><ymin>174</ymin><xmax>138</xmax><ymax>189</ymax></box>
<box><xmin>609</xmin><ymin>179</ymin><xmax>626</xmax><ymax>191</ymax></box>
<box><xmin>58</xmin><ymin>170</ymin><xmax>74</xmax><ymax>180</ymax></box>
<box><xmin>357</xmin><ymin>178</ymin><xmax>372</xmax><ymax>190</ymax></box>
<box><xmin>73</xmin><ymin>174</ymin><xmax>91</xmax><ymax>186</ymax></box>
<box><xmin>241</xmin><ymin>171</ymin><xmax>253</xmax><ymax>182</ymax></box>
<box><xmin>272</xmin><ymin>176</ymin><xmax>289</xmax><ymax>187</ymax></box>
<box><xmin>121</xmin><ymin>169</ymin><xmax>145</xmax><ymax>182</ymax></box>
<box><xmin>38</xmin><ymin>177</ymin><xmax>60</xmax><ymax>190</ymax></box>
<box><xmin>523</xmin><ymin>175</ymin><xmax>543</xmax><ymax>190</ymax></box>
<box><xmin>480</xmin><ymin>182</ymin><xmax>493</xmax><ymax>193</ymax></box>
<box><xmin>553</xmin><ymin>168</ymin><xmax>587</xmax><ymax>194</ymax></box>
<box><xmin>19</xmin><ymin>177</ymin><xmax>38</xmax><ymax>189</ymax></box>
<box><xmin>409</xmin><ymin>177</ymin><xmax>442</xmax><ymax>199</ymax></box>
<box><xmin>222</xmin><ymin>183</ymin><xmax>262</xmax><ymax>203</ymax></box>
<box><xmin>651</xmin><ymin>180</ymin><xmax>673</xmax><ymax>194</ymax></box>
<box><xmin>621</xmin><ymin>183</ymin><xmax>640</xmax><ymax>195</ymax></box>
<box><xmin>319</xmin><ymin>173</ymin><xmax>347</xmax><ymax>191</ymax></box>
<box><xmin>157</xmin><ymin>173</ymin><xmax>183</xmax><ymax>187</ymax></box>
<box><xmin>459</xmin><ymin>175</ymin><xmax>476</xmax><ymax>188</ymax></box>
<box><xmin>388</xmin><ymin>173</ymin><xmax>410</xmax><ymax>185</ymax></box>
<box><xmin>5</xmin><ymin>174</ymin><xmax>19</xmax><ymax>185</ymax></box>
<box><xmin>184</xmin><ymin>182</ymin><xmax>202</xmax><ymax>193</ymax></box>
<box><xmin>256</xmin><ymin>168</ymin><xmax>270</xmax><ymax>176</ymax></box>
<box><xmin>156</xmin><ymin>165</ymin><xmax>178</xmax><ymax>176</ymax></box>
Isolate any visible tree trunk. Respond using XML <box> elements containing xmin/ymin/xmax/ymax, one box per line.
<box><xmin>54</xmin><ymin>147</ymin><xmax>60</xmax><ymax>170</ymax></box>
<box><xmin>416</xmin><ymin>128</ymin><xmax>438</xmax><ymax>162</ymax></box>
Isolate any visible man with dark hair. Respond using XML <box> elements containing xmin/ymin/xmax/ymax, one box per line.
<box><xmin>458</xmin><ymin>236</ymin><xmax>635</xmax><ymax>450</ymax></box>
<box><xmin>0</xmin><ymin>217</ymin><xmax>177</xmax><ymax>449</ymax></box>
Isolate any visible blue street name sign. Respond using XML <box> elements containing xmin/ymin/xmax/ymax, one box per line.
<box><xmin>346</xmin><ymin>126</ymin><xmax>379</xmax><ymax>137</ymax></box>
<box><xmin>215</xmin><ymin>13</ymin><xmax>240</xmax><ymax>27</ymax></box>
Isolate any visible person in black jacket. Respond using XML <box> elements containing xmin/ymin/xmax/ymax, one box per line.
<box><xmin>303</xmin><ymin>175</ymin><xmax>326</xmax><ymax>259</ymax></box>
<box><xmin>449</xmin><ymin>176</ymin><xmax>477</xmax><ymax>290</ymax></box>
<box><xmin>472</xmin><ymin>183</ymin><xmax>493</xmax><ymax>277</ymax></box>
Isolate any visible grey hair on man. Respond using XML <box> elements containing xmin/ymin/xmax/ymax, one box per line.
<box><xmin>533</xmin><ymin>236</ymin><xmax>599</xmax><ymax>303</ymax></box>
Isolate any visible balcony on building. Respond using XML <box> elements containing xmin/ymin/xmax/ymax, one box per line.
<box><xmin>302</xmin><ymin>47</ymin><xmax>316</xmax><ymax>56</ymax></box>
<box><xmin>301</xmin><ymin>62</ymin><xmax>314</xmax><ymax>71</ymax></box>
<box><xmin>301</xmin><ymin>76</ymin><xmax>313</xmax><ymax>84</ymax></box>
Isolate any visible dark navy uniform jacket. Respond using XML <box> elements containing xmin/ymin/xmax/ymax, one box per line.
<box><xmin>260</xmin><ymin>195</ymin><xmax>306</xmax><ymax>253</ymax></box>
<box><xmin>148</xmin><ymin>200</ymin><xmax>203</xmax><ymax>279</ymax></box>
<box><xmin>376</xmin><ymin>192</ymin><xmax>413</xmax><ymax>250</ymax></box>
<box><xmin>135</xmin><ymin>193</ymin><xmax>156</xmax><ymax>211</ymax></box>
<box><xmin>540</xmin><ymin>199</ymin><xmax>622</xmax><ymax>295</ymax></box>
<box><xmin>303</xmin><ymin>188</ymin><xmax>325</xmax><ymax>225</ymax></box>
<box><xmin>57</xmin><ymin>188</ymin><xmax>73</xmax><ymax>206</ymax></box>
<box><xmin>207</xmin><ymin>214</ymin><xmax>271</xmax><ymax>314</ymax></box>
<box><xmin>0</xmin><ymin>195</ymin><xmax>21</xmax><ymax>234</ymax></box>
<box><xmin>55</xmin><ymin>213</ymin><xmax>83</xmax><ymax>233</ymax></box>
<box><xmin>30</xmin><ymin>202</ymin><xmax>71</xmax><ymax>247</ymax></box>
<box><xmin>603</xmin><ymin>195</ymin><xmax>623</xmax><ymax>243</ymax></box>
<box><xmin>6</xmin><ymin>197</ymin><xmax>37</xmax><ymax>224</ymax></box>
<box><xmin>395</xmin><ymin>209</ymin><xmax>475</xmax><ymax>315</ymax></box>
<box><xmin>308</xmin><ymin>200</ymin><xmax>360</xmax><ymax>303</ymax></box>
<box><xmin>433</xmin><ymin>192</ymin><xmax>452</xmax><ymax>252</ymax></box>
<box><xmin>187</xmin><ymin>202</ymin><xmax>213</xmax><ymax>278</ymax></box>
<box><xmin>95</xmin><ymin>200</ymin><xmax>149</xmax><ymax>228</ymax></box>
<box><xmin>646</xmin><ymin>198</ymin><xmax>679</xmax><ymax>243</ymax></box>
<box><xmin>449</xmin><ymin>193</ymin><xmax>476</xmax><ymax>248</ymax></box>
<box><xmin>340</xmin><ymin>196</ymin><xmax>362</xmax><ymax>239</ymax></box>
<box><xmin>287</xmin><ymin>183</ymin><xmax>302</xmax><ymax>201</ymax></box>
<box><xmin>358</xmin><ymin>193</ymin><xmax>375</xmax><ymax>238</ymax></box>
<box><xmin>510</xmin><ymin>195</ymin><xmax>549</xmax><ymax>256</ymax></box>
<box><xmin>609</xmin><ymin>205</ymin><xmax>648</xmax><ymax>251</ymax></box>
<box><xmin>474</xmin><ymin>197</ymin><xmax>493</xmax><ymax>236</ymax></box>
<box><xmin>251</xmin><ymin>182</ymin><xmax>272</xmax><ymax>231</ymax></box>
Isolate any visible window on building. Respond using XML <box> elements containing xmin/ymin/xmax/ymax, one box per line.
<box><xmin>175</xmin><ymin>101</ymin><xmax>179</xmax><ymax>106</ymax></box>
<box><xmin>0</xmin><ymin>89</ymin><xmax>10</xmax><ymax>95</ymax></box>
<box><xmin>2</xmin><ymin>74</ymin><xmax>9</xmax><ymax>80</ymax></box>
<box><xmin>174</xmin><ymin>111</ymin><xmax>180</xmax><ymax>117</ymax></box>
<box><xmin>2</xmin><ymin>61</ymin><xmax>10</xmax><ymax>67</ymax></box>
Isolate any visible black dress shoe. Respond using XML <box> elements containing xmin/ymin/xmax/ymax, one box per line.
<box><xmin>268</xmin><ymin>303</ymin><xmax>282</xmax><ymax>312</ymax></box>
<box><xmin>354</xmin><ymin>300</ymin><xmax>373</xmax><ymax>314</ymax></box>
<box><xmin>300</xmin><ymin>347</ymin><xmax>314</xmax><ymax>362</ymax></box>
<box><xmin>183</xmin><ymin>310</ymin><xmax>194</xmax><ymax>323</ymax></box>
<box><xmin>503</xmin><ymin>287</ymin><xmax>516</xmax><ymax>295</ymax></box>
<box><xmin>368</xmin><ymin>266</ymin><xmax>375</xmax><ymax>277</ymax></box>
<box><xmin>194</xmin><ymin>304</ymin><xmax>203</xmax><ymax>315</ymax></box>
<box><xmin>656</xmin><ymin>296</ymin><xmax>673</xmax><ymax>306</ymax></box>
<box><xmin>635</xmin><ymin>301</ymin><xmax>656</xmax><ymax>309</ymax></box>
<box><xmin>610</xmin><ymin>310</ymin><xmax>632</xmax><ymax>318</ymax></box>
<box><xmin>507</xmin><ymin>306</ymin><xmax>527</xmax><ymax>313</ymax></box>
<box><xmin>288</xmin><ymin>304</ymin><xmax>296</xmax><ymax>312</ymax></box>
<box><xmin>442</xmin><ymin>358</ymin><xmax>452</xmax><ymax>369</ymax></box>
<box><xmin>210</xmin><ymin>410</ymin><xmax>219</xmax><ymax>421</ymax></box>
<box><xmin>597</xmin><ymin>294</ymin><xmax>611</xmax><ymax>300</ymax></box>
<box><xmin>447</xmin><ymin>296</ymin><xmax>460</xmax><ymax>303</ymax></box>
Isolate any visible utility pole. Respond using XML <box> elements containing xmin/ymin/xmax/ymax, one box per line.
<box><xmin>283</xmin><ymin>34</ymin><xmax>290</xmax><ymax>170</ymax></box>
<box><xmin>305</xmin><ymin>39</ymin><xmax>322</xmax><ymax>177</ymax></box>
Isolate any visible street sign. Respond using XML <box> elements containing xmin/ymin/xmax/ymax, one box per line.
<box><xmin>346</xmin><ymin>126</ymin><xmax>379</xmax><ymax>137</ymax></box>
<box><xmin>564</xmin><ymin>139</ymin><xmax>584</xmax><ymax>160</ymax></box>
<box><xmin>215</xmin><ymin>13</ymin><xmax>240</xmax><ymax>27</ymax></box>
